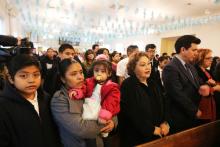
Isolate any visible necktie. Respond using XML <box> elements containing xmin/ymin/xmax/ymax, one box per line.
<box><xmin>185</xmin><ymin>64</ymin><xmax>196</xmax><ymax>85</ymax></box>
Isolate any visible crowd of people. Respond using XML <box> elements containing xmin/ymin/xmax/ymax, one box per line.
<box><xmin>0</xmin><ymin>34</ymin><xmax>220</xmax><ymax>147</ymax></box>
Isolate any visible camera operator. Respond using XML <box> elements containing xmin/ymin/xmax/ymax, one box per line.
<box><xmin>0</xmin><ymin>35</ymin><xmax>35</xmax><ymax>90</ymax></box>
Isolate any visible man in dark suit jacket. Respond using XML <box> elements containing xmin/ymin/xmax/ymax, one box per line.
<box><xmin>162</xmin><ymin>35</ymin><xmax>210</xmax><ymax>133</ymax></box>
<box><xmin>155</xmin><ymin>56</ymin><xmax>170</xmax><ymax>94</ymax></box>
<box><xmin>145</xmin><ymin>44</ymin><xmax>159</xmax><ymax>81</ymax></box>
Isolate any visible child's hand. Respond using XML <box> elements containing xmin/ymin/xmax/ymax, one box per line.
<box><xmin>68</xmin><ymin>89</ymin><xmax>84</xmax><ymax>100</ymax></box>
<box><xmin>69</xmin><ymin>90</ymin><xmax>77</xmax><ymax>98</ymax></box>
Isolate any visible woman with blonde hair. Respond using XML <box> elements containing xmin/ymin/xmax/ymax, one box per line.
<box><xmin>195</xmin><ymin>48</ymin><xmax>220</xmax><ymax>121</ymax></box>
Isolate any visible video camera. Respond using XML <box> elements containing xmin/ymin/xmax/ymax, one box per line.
<box><xmin>0</xmin><ymin>36</ymin><xmax>34</xmax><ymax>63</ymax></box>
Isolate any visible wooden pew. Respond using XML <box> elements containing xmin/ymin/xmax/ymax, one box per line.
<box><xmin>137</xmin><ymin>120</ymin><xmax>220</xmax><ymax>147</ymax></box>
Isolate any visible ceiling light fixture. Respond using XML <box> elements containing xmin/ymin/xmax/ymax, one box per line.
<box><xmin>187</xmin><ymin>2</ymin><xmax>192</xmax><ymax>6</ymax></box>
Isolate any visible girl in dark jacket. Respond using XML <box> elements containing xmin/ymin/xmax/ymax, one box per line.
<box><xmin>0</xmin><ymin>54</ymin><xmax>61</xmax><ymax>147</ymax></box>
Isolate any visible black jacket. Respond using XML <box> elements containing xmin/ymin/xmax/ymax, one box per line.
<box><xmin>149</xmin><ymin>57</ymin><xmax>159</xmax><ymax>81</ymax></box>
<box><xmin>40</xmin><ymin>56</ymin><xmax>58</xmax><ymax>95</ymax></box>
<box><xmin>0</xmin><ymin>82</ymin><xmax>62</xmax><ymax>147</ymax></box>
<box><xmin>119</xmin><ymin>75</ymin><xmax>168</xmax><ymax>147</ymax></box>
<box><xmin>162</xmin><ymin>57</ymin><xmax>201</xmax><ymax>133</ymax></box>
<box><xmin>214</xmin><ymin>62</ymin><xmax>220</xmax><ymax>81</ymax></box>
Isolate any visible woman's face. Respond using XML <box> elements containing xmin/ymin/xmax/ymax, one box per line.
<box><xmin>134</xmin><ymin>56</ymin><xmax>151</xmax><ymax>81</ymax></box>
<box><xmin>63</xmin><ymin>63</ymin><xmax>84</xmax><ymax>88</ymax></box>
<box><xmin>112</xmin><ymin>53</ymin><xmax>120</xmax><ymax>63</ymax></box>
<box><xmin>202</xmin><ymin>52</ymin><xmax>213</xmax><ymax>68</ymax></box>
<box><xmin>87</xmin><ymin>53</ymin><xmax>94</xmax><ymax>61</ymax></box>
<box><xmin>159</xmin><ymin>59</ymin><xmax>170</xmax><ymax>69</ymax></box>
<box><xmin>103</xmin><ymin>50</ymin><xmax>110</xmax><ymax>59</ymax></box>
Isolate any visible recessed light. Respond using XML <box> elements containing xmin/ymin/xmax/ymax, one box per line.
<box><xmin>187</xmin><ymin>2</ymin><xmax>192</xmax><ymax>5</ymax></box>
<box><xmin>205</xmin><ymin>9</ymin><xmax>211</xmax><ymax>15</ymax></box>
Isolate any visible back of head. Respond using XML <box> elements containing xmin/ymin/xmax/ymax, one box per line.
<box><xmin>175</xmin><ymin>35</ymin><xmax>201</xmax><ymax>54</ymax></box>
<box><xmin>58</xmin><ymin>44</ymin><xmax>74</xmax><ymax>53</ymax></box>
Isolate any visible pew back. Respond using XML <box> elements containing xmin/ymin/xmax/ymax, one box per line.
<box><xmin>137</xmin><ymin>120</ymin><xmax>220</xmax><ymax>147</ymax></box>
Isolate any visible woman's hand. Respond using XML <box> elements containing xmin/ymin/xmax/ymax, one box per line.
<box><xmin>153</xmin><ymin>126</ymin><xmax>162</xmax><ymax>137</ymax></box>
<box><xmin>207</xmin><ymin>79</ymin><xmax>216</xmax><ymax>86</ymax></box>
<box><xmin>160</xmin><ymin>122</ymin><xmax>170</xmax><ymax>136</ymax></box>
<box><xmin>100</xmin><ymin>120</ymin><xmax>114</xmax><ymax>133</ymax></box>
<box><xmin>199</xmin><ymin>85</ymin><xmax>210</xmax><ymax>96</ymax></box>
<box><xmin>213</xmin><ymin>84</ymin><xmax>220</xmax><ymax>92</ymax></box>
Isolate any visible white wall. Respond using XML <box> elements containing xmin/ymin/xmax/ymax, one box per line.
<box><xmin>109</xmin><ymin>22</ymin><xmax>220</xmax><ymax>56</ymax></box>
<box><xmin>0</xmin><ymin>0</ymin><xmax>23</xmax><ymax>36</ymax></box>
<box><xmin>0</xmin><ymin>0</ymin><xmax>10</xmax><ymax>34</ymax></box>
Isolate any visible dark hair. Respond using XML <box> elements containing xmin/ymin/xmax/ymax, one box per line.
<box><xmin>110</xmin><ymin>51</ymin><xmax>119</xmax><ymax>61</ymax></box>
<box><xmin>162</xmin><ymin>52</ymin><xmax>168</xmax><ymax>56</ymax></box>
<box><xmin>127</xmin><ymin>52</ymin><xmax>148</xmax><ymax>76</ymax></box>
<box><xmin>84</xmin><ymin>49</ymin><xmax>94</xmax><ymax>62</ymax></box>
<box><xmin>91</xmin><ymin>60</ymin><xmax>112</xmax><ymax>75</ymax></box>
<box><xmin>171</xmin><ymin>52</ymin><xmax>176</xmax><ymax>56</ymax></box>
<box><xmin>47</xmin><ymin>48</ymin><xmax>53</xmax><ymax>52</ymax></box>
<box><xmin>58</xmin><ymin>44</ymin><xmax>74</xmax><ymax>53</ymax></box>
<box><xmin>92</xmin><ymin>44</ymin><xmax>99</xmax><ymax>50</ymax></box>
<box><xmin>210</xmin><ymin>56</ymin><xmax>219</xmax><ymax>75</ymax></box>
<box><xmin>96</xmin><ymin>48</ymin><xmax>109</xmax><ymax>56</ymax></box>
<box><xmin>7</xmin><ymin>54</ymin><xmax>41</xmax><ymax>79</ymax></box>
<box><xmin>59</xmin><ymin>58</ymin><xmax>80</xmax><ymax>78</ymax></box>
<box><xmin>127</xmin><ymin>45</ymin><xmax>138</xmax><ymax>55</ymax></box>
<box><xmin>175</xmin><ymin>35</ymin><xmax>201</xmax><ymax>54</ymax></box>
<box><xmin>158</xmin><ymin>56</ymin><xmax>169</xmax><ymax>62</ymax></box>
<box><xmin>145</xmin><ymin>44</ymin><xmax>156</xmax><ymax>52</ymax></box>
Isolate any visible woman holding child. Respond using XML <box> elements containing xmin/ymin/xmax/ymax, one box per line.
<box><xmin>51</xmin><ymin>58</ymin><xmax>119</xmax><ymax>147</ymax></box>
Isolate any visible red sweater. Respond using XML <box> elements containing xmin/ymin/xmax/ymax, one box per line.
<box><xmin>85</xmin><ymin>77</ymin><xmax>120</xmax><ymax>117</ymax></box>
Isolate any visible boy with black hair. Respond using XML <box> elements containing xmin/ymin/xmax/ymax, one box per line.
<box><xmin>0</xmin><ymin>54</ymin><xmax>61</xmax><ymax>147</ymax></box>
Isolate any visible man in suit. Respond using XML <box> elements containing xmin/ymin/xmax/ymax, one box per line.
<box><xmin>155</xmin><ymin>56</ymin><xmax>170</xmax><ymax>94</ymax></box>
<box><xmin>162</xmin><ymin>35</ymin><xmax>210</xmax><ymax>133</ymax></box>
<box><xmin>145</xmin><ymin>44</ymin><xmax>159</xmax><ymax>81</ymax></box>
